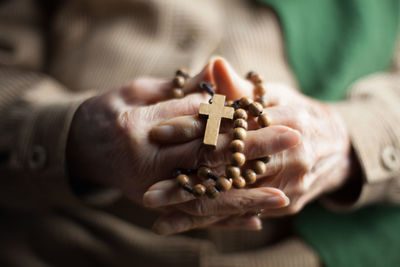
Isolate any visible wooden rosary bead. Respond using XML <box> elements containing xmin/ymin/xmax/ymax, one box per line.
<box><xmin>172</xmin><ymin>88</ymin><xmax>184</xmax><ymax>98</ymax></box>
<box><xmin>233</xmin><ymin>119</ymin><xmax>248</xmax><ymax>130</ymax></box>
<box><xmin>260</xmin><ymin>155</ymin><xmax>272</xmax><ymax>163</ymax></box>
<box><xmin>255</xmin><ymin>84</ymin><xmax>267</xmax><ymax>95</ymax></box>
<box><xmin>173</xmin><ymin>76</ymin><xmax>185</xmax><ymax>87</ymax></box>
<box><xmin>249</xmin><ymin>102</ymin><xmax>263</xmax><ymax>117</ymax></box>
<box><xmin>226</xmin><ymin>165</ymin><xmax>241</xmax><ymax>179</ymax></box>
<box><xmin>206</xmin><ymin>185</ymin><xmax>220</xmax><ymax>198</ymax></box>
<box><xmin>246</xmin><ymin>71</ymin><xmax>256</xmax><ymax>80</ymax></box>
<box><xmin>253</xmin><ymin>160</ymin><xmax>267</xmax><ymax>174</ymax></box>
<box><xmin>258</xmin><ymin>113</ymin><xmax>272</xmax><ymax>128</ymax></box>
<box><xmin>177</xmin><ymin>174</ymin><xmax>190</xmax><ymax>186</ymax></box>
<box><xmin>233</xmin><ymin>108</ymin><xmax>248</xmax><ymax>120</ymax></box>
<box><xmin>250</xmin><ymin>73</ymin><xmax>263</xmax><ymax>84</ymax></box>
<box><xmin>226</xmin><ymin>100</ymin><xmax>234</xmax><ymax>106</ymax></box>
<box><xmin>233</xmin><ymin>127</ymin><xmax>247</xmax><ymax>140</ymax></box>
<box><xmin>239</xmin><ymin>97</ymin><xmax>253</xmax><ymax>108</ymax></box>
<box><xmin>173</xmin><ymin>168</ymin><xmax>185</xmax><ymax>177</ymax></box>
<box><xmin>216</xmin><ymin>176</ymin><xmax>233</xmax><ymax>192</ymax></box>
<box><xmin>197</xmin><ymin>166</ymin><xmax>211</xmax><ymax>181</ymax></box>
<box><xmin>229</xmin><ymin>139</ymin><xmax>245</xmax><ymax>153</ymax></box>
<box><xmin>193</xmin><ymin>184</ymin><xmax>206</xmax><ymax>197</ymax></box>
<box><xmin>232</xmin><ymin>176</ymin><xmax>246</xmax><ymax>189</ymax></box>
<box><xmin>231</xmin><ymin>152</ymin><xmax>246</xmax><ymax>167</ymax></box>
<box><xmin>258</xmin><ymin>96</ymin><xmax>269</xmax><ymax>108</ymax></box>
<box><xmin>176</xmin><ymin>68</ymin><xmax>189</xmax><ymax>79</ymax></box>
<box><xmin>244</xmin><ymin>169</ymin><xmax>257</xmax><ymax>184</ymax></box>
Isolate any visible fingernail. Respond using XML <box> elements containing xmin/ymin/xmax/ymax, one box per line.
<box><xmin>150</xmin><ymin>125</ymin><xmax>174</xmax><ymax>141</ymax></box>
<box><xmin>254</xmin><ymin>218</ymin><xmax>263</xmax><ymax>230</ymax></box>
<box><xmin>283</xmin><ymin>196</ymin><xmax>290</xmax><ymax>206</ymax></box>
<box><xmin>247</xmin><ymin>217</ymin><xmax>262</xmax><ymax>230</ymax></box>
<box><xmin>153</xmin><ymin>217</ymin><xmax>188</xmax><ymax>235</ymax></box>
<box><xmin>143</xmin><ymin>190</ymin><xmax>168</xmax><ymax>207</ymax></box>
<box><xmin>278</xmin><ymin>130</ymin><xmax>301</xmax><ymax>148</ymax></box>
<box><xmin>263</xmin><ymin>195</ymin><xmax>289</xmax><ymax>207</ymax></box>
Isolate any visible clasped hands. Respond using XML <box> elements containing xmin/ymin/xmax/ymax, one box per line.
<box><xmin>67</xmin><ymin>58</ymin><xmax>352</xmax><ymax>235</ymax></box>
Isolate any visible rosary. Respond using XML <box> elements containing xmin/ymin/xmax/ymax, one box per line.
<box><xmin>171</xmin><ymin>69</ymin><xmax>271</xmax><ymax>199</ymax></box>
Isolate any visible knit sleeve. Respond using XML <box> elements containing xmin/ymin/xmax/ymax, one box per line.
<box><xmin>325</xmin><ymin>69</ymin><xmax>400</xmax><ymax>209</ymax></box>
<box><xmin>0</xmin><ymin>0</ymin><xmax>94</xmax><ymax>210</ymax></box>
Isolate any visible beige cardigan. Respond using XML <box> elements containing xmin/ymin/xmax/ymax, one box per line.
<box><xmin>0</xmin><ymin>0</ymin><xmax>399</xmax><ymax>266</ymax></box>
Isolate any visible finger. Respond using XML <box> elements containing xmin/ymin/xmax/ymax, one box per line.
<box><xmin>261</xmin><ymin>105</ymin><xmax>299</xmax><ymax>128</ymax></box>
<box><xmin>152</xmin><ymin>211</ymin><xmax>225</xmax><ymax>235</ymax></box>
<box><xmin>176</xmin><ymin>187</ymin><xmax>289</xmax><ymax>216</ymax></box>
<box><xmin>144</xmin><ymin>179</ymin><xmax>289</xmax><ymax>213</ymax></box>
<box><xmin>160</xmin><ymin>125</ymin><xmax>301</xmax><ymax>169</ymax></box>
<box><xmin>153</xmin><ymin>93</ymin><xmax>210</xmax><ymax>121</ymax></box>
<box><xmin>211</xmin><ymin>214</ymin><xmax>262</xmax><ymax>231</ymax></box>
<box><xmin>120</xmin><ymin>78</ymin><xmax>174</xmax><ymax>105</ymax></box>
<box><xmin>143</xmin><ymin>179</ymin><xmax>196</xmax><ymax>208</ymax></box>
<box><xmin>213</xmin><ymin>58</ymin><xmax>254</xmax><ymax>100</ymax></box>
<box><xmin>182</xmin><ymin>59</ymin><xmax>215</xmax><ymax>94</ymax></box>
<box><xmin>150</xmin><ymin>115</ymin><xmax>232</xmax><ymax>144</ymax></box>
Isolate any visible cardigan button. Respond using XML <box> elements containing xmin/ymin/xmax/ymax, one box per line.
<box><xmin>381</xmin><ymin>146</ymin><xmax>400</xmax><ymax>171</ymax></box>
<box><xmin>28</xmin><ymin>145</ymin><xmax>47</xmax><ymax>170</ymax></box>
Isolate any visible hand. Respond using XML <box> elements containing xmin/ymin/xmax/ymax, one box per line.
<box><xmin>146</xmin><ymin>58</ymin><xmax>352</xmax><ymax>234</ymax></box>
<box><xmin>143</xmin><ymin>59</ymin><xmax>301</xmax><ymax>234</ymax></box>
<box><xmin>66</xmin><ymin>63</ymin><xmax>218</xmax><ymax>204</ymax></box>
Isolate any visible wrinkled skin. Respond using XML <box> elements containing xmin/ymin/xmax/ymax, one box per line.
<box><xmin>66</xmin><ymin>65</ymin><xmax>215</xmax><ymax>204</ymax></box>
<box><xmin>66</xmin><ymin>60</ymin><xmax>295</xmax><ymax>228</ymax></box>
<box><xmin>145</xmin><ymin>59</ymin><xmax>353</xmax><ymax>235</ymax></box>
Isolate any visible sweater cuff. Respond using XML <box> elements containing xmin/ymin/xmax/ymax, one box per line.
<box><xmin>9</xmin><ymin>92</ymin><xmax>94</xmax><ymax>208</ymax></box>
<box><xmin>325</xmin><ymin>93</ymin><xmax>400</xmax><ymax>209</ymax></box>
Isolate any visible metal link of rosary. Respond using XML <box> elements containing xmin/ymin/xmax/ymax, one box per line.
<box><xmin>171</xmin><ymin>69</ymin><xmax>272</xmax><ymax>199</ymax></box>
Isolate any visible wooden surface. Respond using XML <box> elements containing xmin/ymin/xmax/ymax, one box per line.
<box><xmin>199</xmin><ymin>94</ymin><xmax>234</xmax><ymax>146</ymax></box>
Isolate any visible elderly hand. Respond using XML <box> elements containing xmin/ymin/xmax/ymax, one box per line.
<box><xmin>145</xmin><ymin>58</ymin><xmax>353</xmax><ymax>234</ymax></box>
<box><xmin>66</xmin><ymin>64</ymin><xmax>218</xmax><ymax>204</ymax></box>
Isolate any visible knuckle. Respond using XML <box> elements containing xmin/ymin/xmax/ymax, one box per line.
<box><xmin>128</xmin><ymin>79</ymin><xmax>139</xmax><ymax>89</ymax></box>
<box><xmin>183</xmin><ymin>97</ymin><xmax>200</xmax><ymax>115</ymax></box>
<box><xmin>286</xmin><ymin>203</ymin><xmax>302</xmax><ymax>215</ymax></box>
<box><xmin>227</xmin><ymin>196</ymin><xmax>256</xmax><ymax>213</ymax></box>
<box><xmin>181</xmin><ymin>118</ymin><xmax>202</xmax><ymax>139</ymax></box>
<box><xmin>193</xmin><ymin>200</ymin><xmax>208</xmax><ymax>216</ymax></box>
<box><xmin>292</xmin><ymin>111</ymin><xmax>310</xmax><ymax>130</ymax></box>
<box><xmin>293</xmin><ymin>183</ymin><xmax>306</xmax><ymax>195</ymax></box>
<box><xmin>181</xmin><ymin>127</ymin><xmax>194</xmax><ymax>139</ymax></box>
<box><xmin>116</xmin><ymin>110</ymin><xmax>130</xmax><ymax>131</ymax></box>
<box><xmin>198</xmin><ymin>146</ymin><xmax>228</xmax><ymax>168</ymax></box>
<box><xmin>292</xmin><ymin>152</ymin><xmax>313</xmax><ymax>173</ymax></box>
<box><xmin>186</xmin><ymin>214</ymin><xmax>199</xmax><ymax>228</ymax></box>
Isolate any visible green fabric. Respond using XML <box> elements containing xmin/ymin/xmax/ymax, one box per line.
<box><xmin>259</xmin><ymin>0</ymin><xmax>399</xmax><ymax>101</ymax></box>
<box><xmin>255</xmin><ymin>0</ymin><xmax>400</xmax><ymax>266</ymax></box>
<box><xmin>294</xmin><ymin>204</ymin><xmax>400</xmax><ymax>267</ymax></box>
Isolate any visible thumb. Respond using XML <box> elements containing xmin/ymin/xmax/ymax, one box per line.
<box><xmin>213</xmin><ymin>57</ymin><xmax>254</xmax><ymax>100</ymax></box>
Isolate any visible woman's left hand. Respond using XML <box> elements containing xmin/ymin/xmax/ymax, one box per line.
<box><xmin>145</xmin><ymin>58</ymin><xmax>353</xmax><ymax>234</ymax></box>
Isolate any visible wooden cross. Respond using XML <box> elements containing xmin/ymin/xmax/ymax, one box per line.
<box><xmin>199</xmin><ymin>94</ymin><xmax>234</xmax><ymax>146</ymax></box>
